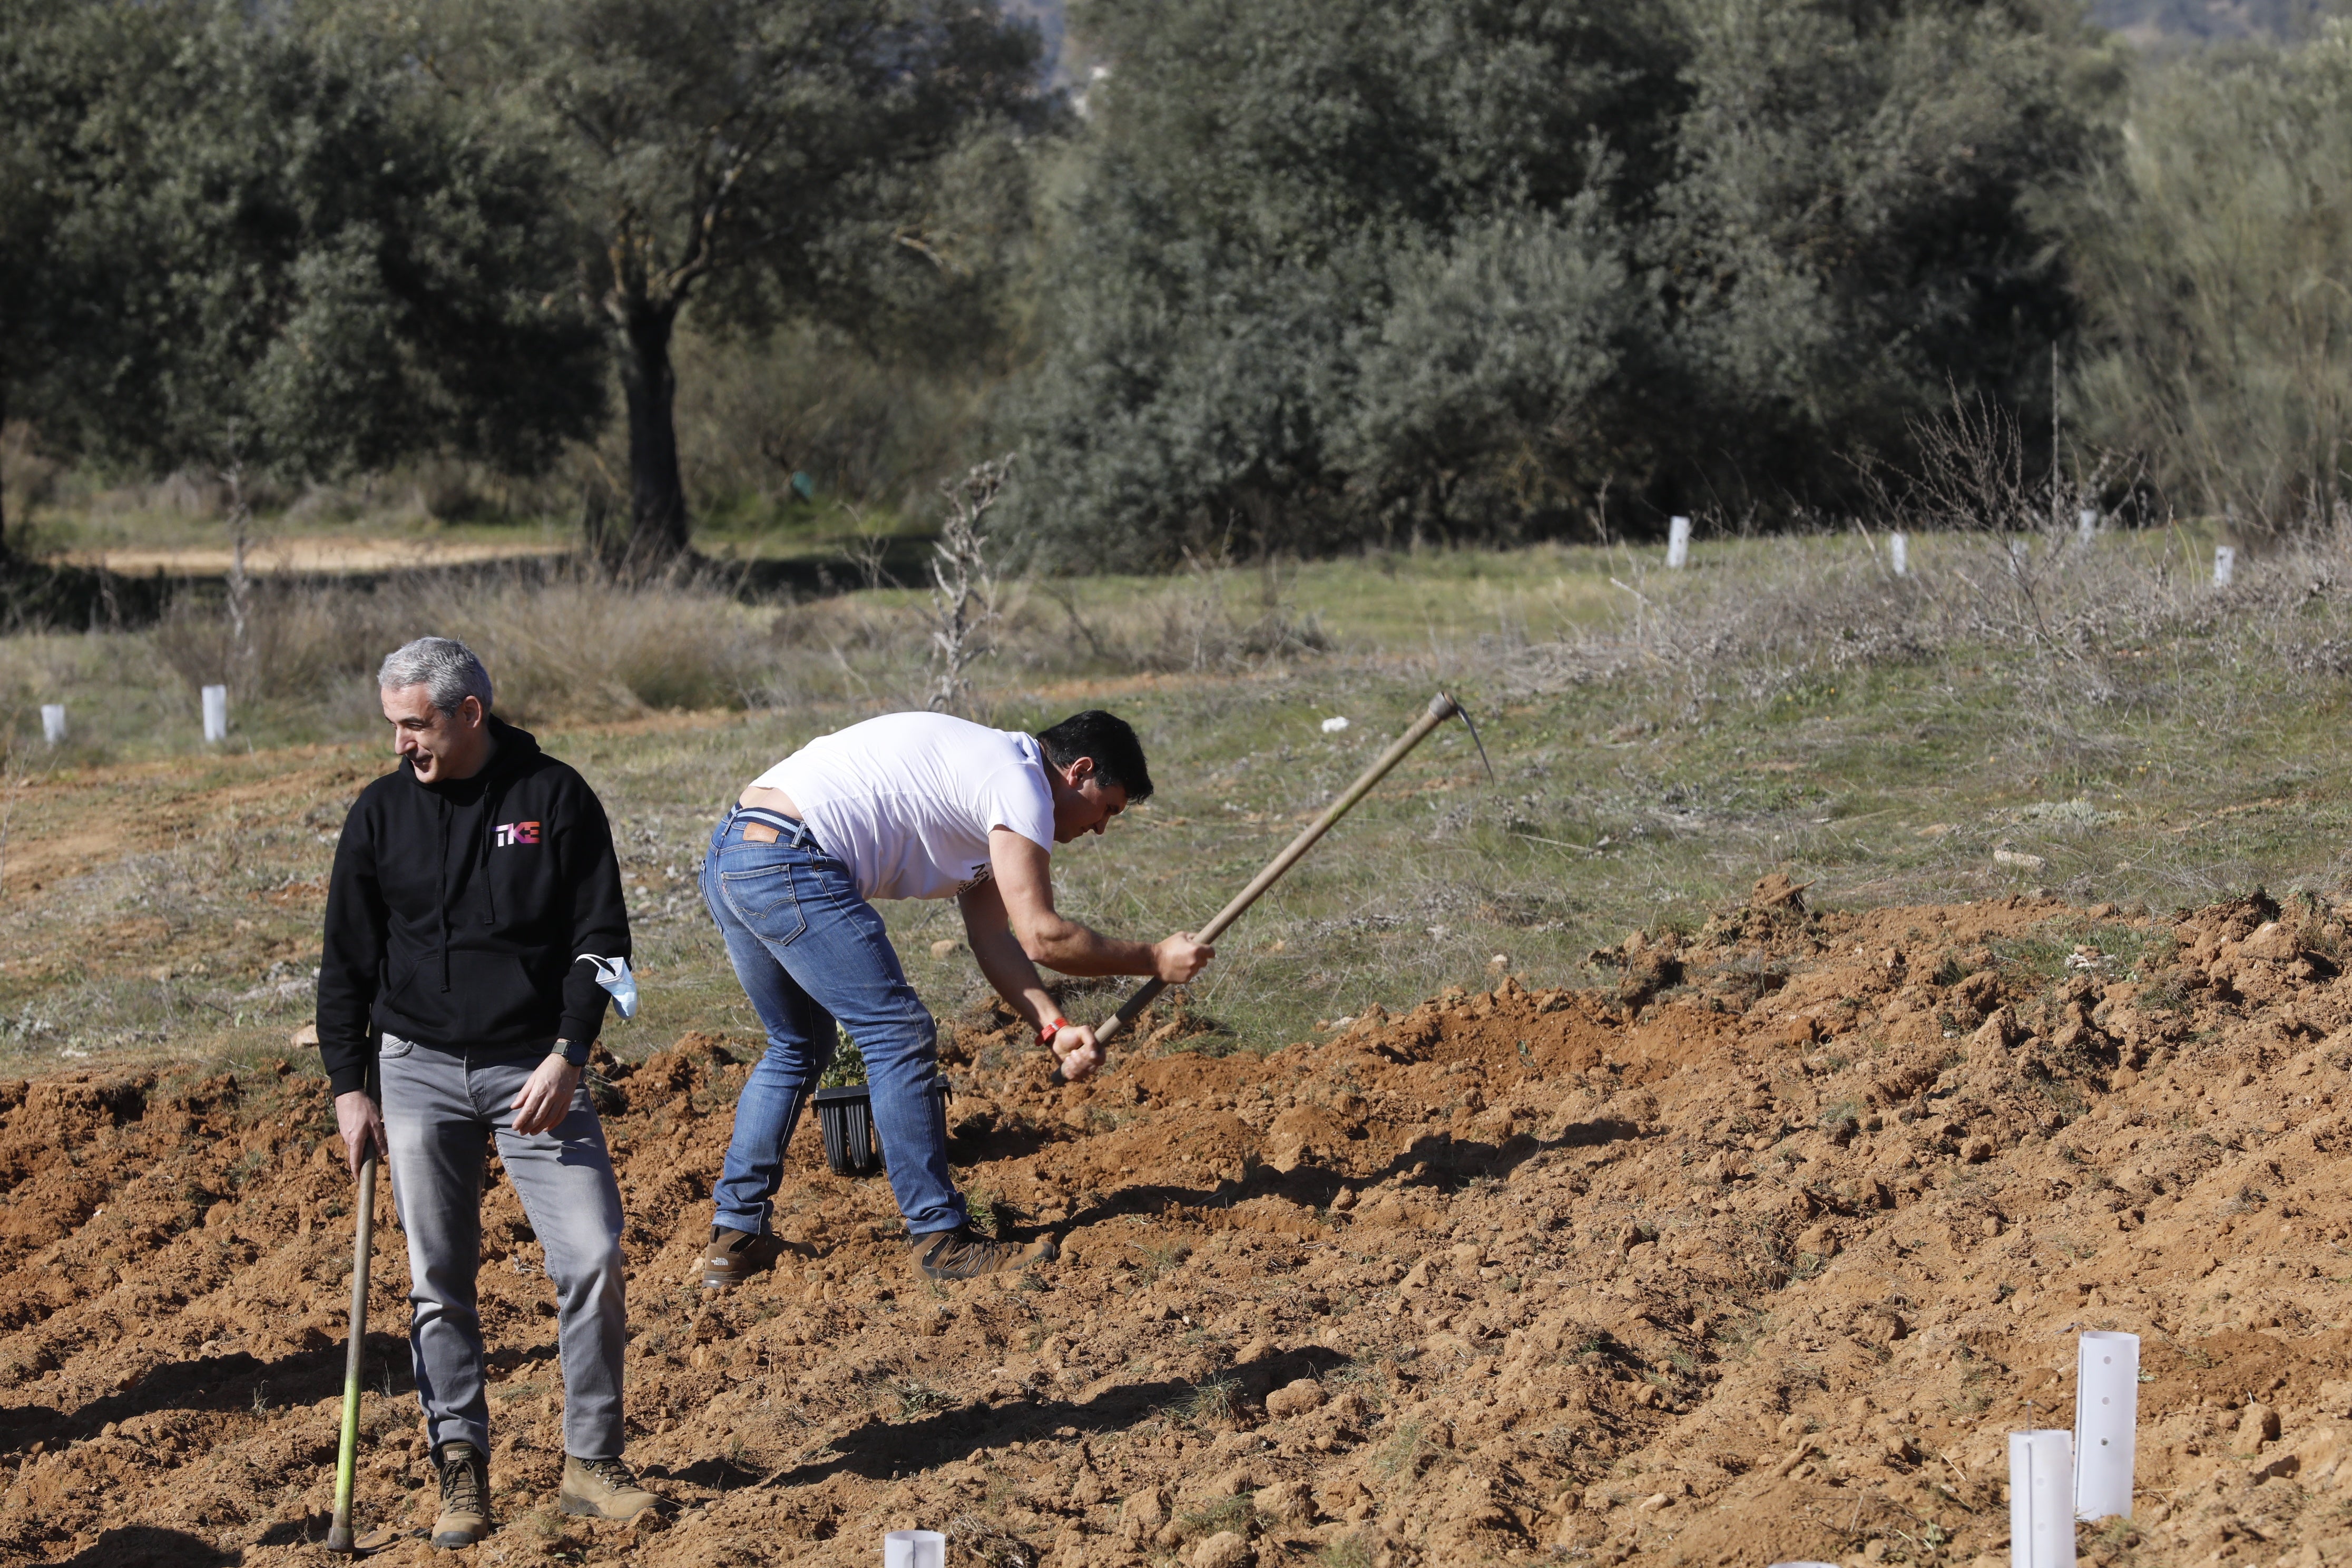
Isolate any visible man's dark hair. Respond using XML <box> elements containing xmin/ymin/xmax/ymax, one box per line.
<box><xmin>1036</xmin><ymin>710</ymin><xmax>1153</xmax><ymax>801</ymax></box>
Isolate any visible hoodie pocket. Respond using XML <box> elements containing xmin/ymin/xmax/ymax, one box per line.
<box><xmin>447</xmin><ymin>950</ymin><xmax>552</xmax><ymax>1038</ymax></box>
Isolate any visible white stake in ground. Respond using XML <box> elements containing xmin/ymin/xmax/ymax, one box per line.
<box><xmin>884</xmin><ymin>1531</ymin><xmax>945</xmax><ymax>1568</ymax></box>
<box><xmin>2074</xmin><ymin>1331</ymin><xmax>2139</xmax><ymax>1521</ymax></box>
<box><xmin>2010</xmin><ymin>1430</ymin><xmax>2076</xmax><ymax>1568</ymax></box>
<box><xmin>202</xmin><ymin>684</ymin><xmax>229</xmax><ymax>743</ymax></box>
<box><xmin>41</xmin><ymin>705</ymin><xmax>66</xmax><ymax>747</ymax></box>
<box><xmin>1890</xmin><ymin>532</ymin><xmax>1909</xmax><ymax>577</ymax></box>
<box><xmin>2214</xmin><ymin>545</ymin><xmax>2236</xmax><ymax>587</ymax></box>
<box><xmin>2078</xmin><ymin>508</ymin><xmax>2098</xmax><ymax>546</ymax></box>
<box><xmin>1666</xmin><ymin>515</ymin><xmax>1692</xmax><ymax>569</ymax></box>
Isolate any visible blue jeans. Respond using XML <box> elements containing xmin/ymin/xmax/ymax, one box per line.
<box><xmin>700</xmin><ymin>806</ymin><xmax>967</xmax><ymax>1237</ymax></box>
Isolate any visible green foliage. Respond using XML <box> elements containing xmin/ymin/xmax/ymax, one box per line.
<box><xmin>818</xmin><ymin>1026</ymin><xmax>869</xmax><ymax>1088</ymax></box>
<box><xmin>14</xmin><ymin>0</ymin><xmax>604</xmax><ymax>485</ymax></box>
<box><xmin>400</xmin><ymin>0</ymin><xmax>1057</xmax><ymax>558</ymax></box>
<box><xmin>1006</xmin><ymin>0</ymin><xmax>2107</xmax><ymax>565</ymax></box>
<box><xmin>2060</xmin><ymin>23</ymin><xmax>2352</xmax><ymax>529</ymax></box>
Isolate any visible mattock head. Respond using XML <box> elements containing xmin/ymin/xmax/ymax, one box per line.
<box><xmin>1434</xmin><ymin>691</ymin><xmax>1496</xmax><ymax>783</ymax></box>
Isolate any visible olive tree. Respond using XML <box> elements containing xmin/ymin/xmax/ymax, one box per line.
<box><xmin>7</xmin><ymin>1</ymin><xmax>605</xmax><ymax>517</ymax></box>
<box><xmin>413</xmin><ymin>0</ymin><xmax>1055</xmax><ymax>562</ymax></box>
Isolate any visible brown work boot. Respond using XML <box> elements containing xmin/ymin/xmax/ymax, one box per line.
<box><xmin>559</xmin><ymin>1453</ymin><xmax>659</xmax><ymax>1521</ymax></box>
<box><xmin>432</xmin><ymin>1441</ymin><xmax>491</xmax><ymax>1549</ymax></box>
<box><xmin>910</xmin><ymin>1224</ymin><xmax>1056</xmax><ymax>1281</ymax></box>
<box><xmin>699</xmin><ymin>1226</ymin><xmax>783</xmax><ymax>1289</ymax></box>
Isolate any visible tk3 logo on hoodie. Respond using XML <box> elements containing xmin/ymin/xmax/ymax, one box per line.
<box><xmin>495</xmin><ymin>820</ymin><xmax>542</xmax><ymax>848</ymax></box>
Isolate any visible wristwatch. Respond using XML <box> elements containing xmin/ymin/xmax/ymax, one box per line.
<box><xmin>551</xmin><ymin>1037</ymin><xmax>590</xmax><ymax>1067</ymax></box>
<box><xmin>1037</xmin><ymin>1016</ymin><xmax>1070</xmax><ymax>1048</ymax></box>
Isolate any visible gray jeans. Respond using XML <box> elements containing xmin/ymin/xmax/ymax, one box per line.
<box><xmin>379</xmin><ymin>1035</ymin><xmax>628</xmax><ymax>1462</ymax></box>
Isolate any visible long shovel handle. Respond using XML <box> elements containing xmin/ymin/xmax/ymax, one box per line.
<box><xmin>327</xmin><ymin>1149</ymin><xmax>378</xmax><ymax>1554</ymax></box>
<box><xmin>1090</xmin><ymin>691</ymin><xmax>1468</xmax><ymax>1050</ymax></box>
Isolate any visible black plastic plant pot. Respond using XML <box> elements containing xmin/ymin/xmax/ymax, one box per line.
<box><xmin>812</xmin><ymin>1080</ymin><xmax>951</xmax><ymax>1178</ymax></box>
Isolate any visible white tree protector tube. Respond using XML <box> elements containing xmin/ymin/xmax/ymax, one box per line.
<box><xmin>2010</xmin><ymin>1430</ymin><xmax>2076</xmax><ymax>1568</ymax></box>
<box><xmin>41</xmin><ymin>705</ymin><xmax>66</xmax><ymax>746</ymax></box>
<box><xmin>1890</xmin><ymin>532</ymin><xmax>1909</xmax><ymax>577</ymax></box>
<box><xmin>1667</xmin><ymin>515</ymin><xmax>1692</xmax><ymax>569</ymax></box>
<box><xmin>2074</xmin><ymin>1331</ymin><xmax>2139</xmax><ymax>1521</ymax></box>
<box><xmin>201</xmin><ymin>684</ymin><xmax>229</xmax><ymax>742</ymax></box>
<box><xmin>884</xmin><ymin>1531</ymin><xmax>945</xmax><ymax>1568</ymax></box>
<box><xmin>2078</xmin><ymin>508</ymin><xmax>2098</xmax><ymax>545</ymax></box>
<box><xmin>2214</xmin><ymin>544</ymin><xmax>2236</xmax><ymax>586</ymax></box>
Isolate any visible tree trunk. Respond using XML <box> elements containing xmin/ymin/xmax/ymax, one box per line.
<box><xmin>613</xmin><ymin>298</ymin><xmax>690</xmax><ymax>564</ymax></box>
<box><xmin>0</xmin><ymin>377</ymin><xmax>10</xmax><ymax>562</ymax></box>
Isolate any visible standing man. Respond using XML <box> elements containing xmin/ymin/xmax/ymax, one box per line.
<box><xmin>697</xmin><ymin>709</ymin><xmax>1213</xmax><ymax>1287</ymax></box>
<box><xmin>317</xmin><ymin>637</ymin><xmax>657</xmax><ymax>1550</ymax></box>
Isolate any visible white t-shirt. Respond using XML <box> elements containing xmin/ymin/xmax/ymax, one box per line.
<box><xmin>748</xmin><ymin>712</ymin><xmax>1056</xmax><ymax>901</ymax></box>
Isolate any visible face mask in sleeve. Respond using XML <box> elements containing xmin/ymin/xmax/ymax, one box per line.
<box><xmin>579</xmin><ymin>955</ymin><xmax>639</xmax><ymax>1019</ymax></box>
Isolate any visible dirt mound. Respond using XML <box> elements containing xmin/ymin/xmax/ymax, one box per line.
<box><xmin>4</xmin><ymin>889</ymin><xmax>2352</xmax><ymax>1565</ymax></box>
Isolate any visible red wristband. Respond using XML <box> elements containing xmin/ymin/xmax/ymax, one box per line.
<box><xmin>1038</xmin><ymin>1016</ymin><xmax>1070</xmax><ymax>1047</ymax></box>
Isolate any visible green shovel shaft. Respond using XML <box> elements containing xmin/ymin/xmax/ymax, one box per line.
<box><xmin>327</xmin><ymin>1150</ymin><xmax>377</xmax><ymax>1553</ymax></box>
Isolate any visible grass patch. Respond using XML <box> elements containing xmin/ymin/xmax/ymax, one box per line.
<box><xmin>1373</xmin><ymin>1420</ymin><xmax>1444</xmax><ymax>1481</ymax></box>
<box><xmin>12</xmin><ymin>526</ymin><xmax>2352</xmax><ymax>1075</ymax></box>
<box><xmin>1175</xmin><ymin>1377</ymin><xmax>1241</xmax><ymax>1428</ymax></box>
<box><xmin>1176</xmin><ymin>1495</ymin><xmax>1256</xmax><ymax>1540</ymax></box>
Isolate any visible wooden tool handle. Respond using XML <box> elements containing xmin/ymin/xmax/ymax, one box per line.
<box><xmin>326</xmin><ymin>1150</ymin><xmax>378</xmax><ymax>1554</ymax></box>
<box><xmin>1091</xmin><ymin>692</ymin><xmax>1462</xmax><ymax>1049</ymax></box>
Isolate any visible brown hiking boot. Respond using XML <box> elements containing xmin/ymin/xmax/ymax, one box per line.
<box><xmin>432</xmin><ymin>1441</ymin><xmax>491</xmax><ymax>1549</ymax></box>
<box><xmin>910</xmin><ymin>1225</ymin><xmax>1056</xmax><ymax>1281</ymax></box>
<box><xmin>559</xmin><ymin>1453</ymin><xmax>659</xmax><ymax>1521</ymax></box>
<box><xmin>699</xmin><ymin>1226</ymin><xmax>783</xmax><ymax>1289</ymax></box>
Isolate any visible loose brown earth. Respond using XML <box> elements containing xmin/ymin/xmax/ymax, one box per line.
<box><xmin>4</xmin><ymin>880</ymin><xmax>2350</xmax><ymax>1567</ymax></box>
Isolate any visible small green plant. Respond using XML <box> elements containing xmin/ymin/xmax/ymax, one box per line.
<box><xmin>1178</xmin><ymin>1377</ymin><xmax>1240</xmax><ymax>1427</ymax></box>
<box><xmin>1177</xmin><ymin>1496</ymin><xmax>1256</xmax><ymax>1539</ymax></box>
<box><xmin>893</xmin><ymin>1380</ymin><xmax>947</xmax><ymax>1419</ymax></box>
<box><xmin>1133</xmin><ymin>1240</ymin><xmax>1193</xmax><ymax>1282</ymax></box>
<box><xmin>965</xmin><ymin>1187</ymin><xmax>999</xmax><ymax>1237</ymax></box>
<box><xmin>818</xmin><ymin>1026</ymin><xmax>867</xmax><ymax>1088</ymax></box>
<box><xmin>1318</xmin><ymin>1538</ymin><xmax>1376</xmax><ymax>1568</ymax></box>
<box><xmin>1374</xmin><ymin>1420</ymin><xmax>1442</xmax><ymax>1479</ymax></box>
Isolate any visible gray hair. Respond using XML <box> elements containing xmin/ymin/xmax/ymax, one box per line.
<box><xmin>378</xmin><ymin>636</ymin><xmax>494</xmax><ymax>717</ymax></box>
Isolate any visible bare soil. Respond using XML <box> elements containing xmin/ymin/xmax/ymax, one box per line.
<box><xmin>2</xmin><ymin>879</ymin><xmax>2347</xmax><ymax>1566</ymax></box>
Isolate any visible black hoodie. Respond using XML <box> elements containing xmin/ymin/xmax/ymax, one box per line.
<box><xmin>315</xmin><ymin>716</ymin><xmax>631</xmax><ymax>1097</ymax></box>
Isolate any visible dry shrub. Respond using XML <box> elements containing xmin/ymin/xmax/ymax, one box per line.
<box><xmin>1514</xmin><ymin>520</ymin><xmax>2352</xmax><ymax>730</ymax></box>
<box><xmin>151</xmin><ymin>567</ymin><xmax>788</xmax><ymax>724</ymax></box>
<box><xmin>1017</xmin><ymin>560</ymin><xmax>1330</xmax><ymax>676</ymax></box>
<box><xmin>430</xmin><ymin>576</ymin><xmax>781</xmax><ymax>719</ymax></box>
